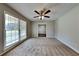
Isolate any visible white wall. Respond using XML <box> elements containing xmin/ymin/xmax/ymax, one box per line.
<box><xmin>55</xmin><ymin>5</ymin><xmax>79</xmax><ymax>53</ymax></box>
<box><xmin>32</xmin><ymin>21</ymin><xmax>55</xmax><ymax>38</ymax></box>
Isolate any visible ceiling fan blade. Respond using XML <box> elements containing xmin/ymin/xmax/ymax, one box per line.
<box><xmin>34</xmin><ymin>10</ymin><xmax>40</xmax><ymax>14</ymax></box>
<box><xmin>33</xmin><ymin>16</ymin><xmax>39</xmax><ymax>18</ymax></box>
<box><xmin>44</xmin><ymin>16</ymin><xmax>50</xmax><ymax>18</ymax></box>
<box><xmin>44</xmin><ymin>10</ymin><xmax>51</xmax><ymax>14</ymax></box>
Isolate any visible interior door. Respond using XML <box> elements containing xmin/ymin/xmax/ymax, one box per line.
<box><xmin>38</xmin><ymin>24</ymin><xmax>46</xmax><ymax>37</ymax></box>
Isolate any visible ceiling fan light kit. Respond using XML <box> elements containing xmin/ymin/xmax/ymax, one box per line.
<box><xmin>39</xmin><ymin>16</ymin><xmax>44</xmax><ymax>20</ymax></box>
<box><xmin>33</xmin><ymin>8</ymin><xmax>51</xmax><ymax>20</ymax></box>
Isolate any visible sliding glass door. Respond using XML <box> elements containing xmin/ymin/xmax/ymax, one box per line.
<box><xmin>5</xmin><ymin>14</ymin><xmax>19</xmax><ymax>47</ymax></box>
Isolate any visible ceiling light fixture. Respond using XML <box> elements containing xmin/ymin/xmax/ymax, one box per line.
<box><xmin>33</xmin><ymin>8</ymin><xmax>51</xmax><ymax>20</ymax></box>
<box><xmin>39</xmin><ymin>16</ymin><xmax>44</xmax><ymax>20</ymax></box>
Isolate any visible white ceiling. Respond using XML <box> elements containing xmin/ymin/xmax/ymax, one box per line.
<box><xmin>7</xmin><ymin>3</ymin><xmax>78</xmax><ymax>21</ymax></box>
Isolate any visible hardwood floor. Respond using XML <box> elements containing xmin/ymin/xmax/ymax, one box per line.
<box><xmin>4</xmin><ymin>37</ymin><xmax>79</xmax><ymax>56</ymax></box>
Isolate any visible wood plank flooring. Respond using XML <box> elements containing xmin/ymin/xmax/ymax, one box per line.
<box><xmin>4</xmin><ymin>37</ymin><xmax>79</xmax><ymax>56</ymax></box>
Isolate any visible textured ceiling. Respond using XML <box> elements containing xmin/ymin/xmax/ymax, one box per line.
<box><xmin>7</xmin><ymin>3</ymin><xmax>78</xmax><ymax>21</ymax></box>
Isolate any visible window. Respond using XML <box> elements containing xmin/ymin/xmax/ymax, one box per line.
<box><xmin>4</xmin><ymin>13</ymin><xmax>27</xmax><ymax>47</ymax></box>
<box><xmin>5</xmin><ymin>14</ymin><xmax>19</xmax><ymax>47</ymax></box>
<box><xmin>20</xmin><ymin>20</ymin><xmax>27</xmax><ymax>40</ymax></box>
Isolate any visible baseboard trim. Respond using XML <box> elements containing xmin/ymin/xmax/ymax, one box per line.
<box><xmin>55</xmin><ymin>37</ymin><xmax>79</xmax><ymax>54</ymax></box>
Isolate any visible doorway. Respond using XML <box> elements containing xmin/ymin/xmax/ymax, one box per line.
<box><xmin>38</xmin><ymin>24</ymin><xmax>46</xmax><ymax>37</ymax></box>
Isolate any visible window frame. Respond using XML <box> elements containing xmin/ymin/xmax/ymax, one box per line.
<box><xmin>4</xmin><ymin>13</ymin><xmax>19</xmax><ymax>48</ymax></box>
<box><xmin>20</xmin><ymin>19</ymin><xmax>27</xmax><ymax>40</ymax></box>
<box><xmin>4</xmin><ymin>12</ymin><xmax>27</xmax><ymax>49</ymax></box>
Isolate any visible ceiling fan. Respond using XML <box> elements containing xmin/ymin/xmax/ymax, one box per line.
<box><xmin>33</xmin><ymin>8</ymin><xmax>51</xmax><ymax>20</ymax></box>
